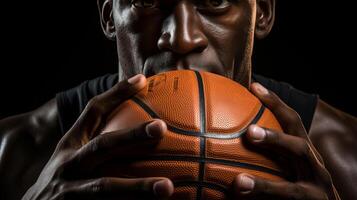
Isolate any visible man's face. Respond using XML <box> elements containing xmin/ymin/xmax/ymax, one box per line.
<box><xmin>111</xmin><ymin>0</ymin><xmax>257</xmax><ymax>86</ymax></box>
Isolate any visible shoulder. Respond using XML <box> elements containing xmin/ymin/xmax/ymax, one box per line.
<box><xmin>309</xmin><ymin>99</ymin><xmax>357</xmax><ymax>156</ymax></box>
<box><xmin>310</xmin><ymin>100</ymin><xmax>357</xmax><ymax>136</ymax></box>
<box><xmin>0</xmin><ymin>98</ymin><xmax>60</xmax><ymax>144</ymax></box>
<box><xmin>0</xmin><ymin>99</ymin><xmax>60</xmax><ymax>199</ymax></box>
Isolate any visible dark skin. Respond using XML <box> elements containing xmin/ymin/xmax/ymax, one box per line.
<box><xmin>0</xmin><ymin>0</ymin><xmax>356</xmax><ymax>199</ymax></box>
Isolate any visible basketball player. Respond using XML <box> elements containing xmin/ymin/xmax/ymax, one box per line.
<box><xmin>1</xmin><ymin>0</ymin><xmax>356</xmax><ymax>199</ymax></box>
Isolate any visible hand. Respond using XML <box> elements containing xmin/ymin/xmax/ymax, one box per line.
<box><xmin>232</xmin><ymin>83</ymin><xmax>340</xmax><ymax>200</ymax></box>
<box><xmin>22</xmin><ymin>74</ymin><xmax>174</xmax><ymax>200</ymax></box>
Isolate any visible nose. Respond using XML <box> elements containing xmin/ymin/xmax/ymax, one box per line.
<box><xmin>157</xmin><ymin>1</ymin><xmax>208</xmax><ymax>55</ymax></box>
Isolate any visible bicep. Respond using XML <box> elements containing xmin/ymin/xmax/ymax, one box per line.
<box><xmin>309</xmin><ymin>99</ymin><xmax>357</xmax><ymax>200</ymax></box>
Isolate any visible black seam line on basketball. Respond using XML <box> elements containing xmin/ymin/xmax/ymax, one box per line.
<box><xmin>198</xmin><ymin>137</ymin><xmax>205</xmax><ymax>200</ymax></box>
<box><xmin>115</xmin><ymin>155</ymin><xmax>284</xmax><ymax>178</ymax></box>
<box><xmin>194</xmin><ymin>71</ymin><xmax>206</xmax><ymax>200</ymax></box>
<box><xmin>131</xmin><ymin>96</ymin><xmax>266</xmax><ymax>139</ymax></box>
<box><xmin>174</xmin><ymin>181</ymin><xmax>228</xmax><ymax>193</ymax></box>
<box><xmin>193</xmin><ymin>71</ymin><xmax>206</xmax><ymax>133</ymax></box>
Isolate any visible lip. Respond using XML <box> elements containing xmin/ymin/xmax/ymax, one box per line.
<box><xmin>144</xmin><ymin>57</ymin><xmax>197</xmax><ymax>77</ymax></box>
<box><xmin>143</xmin><ymin>53</ymin><xmax>226</xmax><ymax>78</ymax></box>
<box><xmin>144</xmin><ymin>63</ymin><xmax>212</xmax><ymax>78</ymax></box>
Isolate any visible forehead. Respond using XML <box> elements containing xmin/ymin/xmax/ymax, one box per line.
<box><xmin>112</xmin><ymin>0</ymin><xmax>246</xmax><ymax>7</ymax></box>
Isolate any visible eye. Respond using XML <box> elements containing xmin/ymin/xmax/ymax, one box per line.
<box><xmin>131</xmin><ymin>0</ymin><xmax>158</xmax><ymax>8</ymax></box>
<box><xmin>196</xmin><ymin>0</ymin><xmax>232</xmax><ymax>14</ymax></box>
<box><xmin>206</xmin><ymin>0</ymin><xmax>230</xmax><ymax>8</ymax></box>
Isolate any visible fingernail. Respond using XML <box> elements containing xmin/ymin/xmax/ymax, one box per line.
<box><xmin>255</xmin><ymin>83</ymin><xmax>269</xmax><ymax>95</ymax></box>
<box><xmin>153</xmin><ymin>179</ymin><xmax>173</xmax><ymax>197</ymax></box>
<box><xmin>146</xmin><ymin>120</ymin><xmax>165</xmax><ymax>138</ymax></box>
<box><xmin>238</xmin><ymin>175</ymin><xmax>254</xmax><ymax>192</ymax></box>
<box><xmin>128</xmin><ymin>74</ymin><xmax>143</xmax><ymax>85</ymax></box>
<box><xmin>250</xmin><ymin>125</ymin><xmax>266</xmax><ymax>142</ymax></box>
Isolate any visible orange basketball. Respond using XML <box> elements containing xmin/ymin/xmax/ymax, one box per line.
<box><xmin>100</xmin><ymin>70</ymin><xmax>286</xmax><ymax>199</ymax></box>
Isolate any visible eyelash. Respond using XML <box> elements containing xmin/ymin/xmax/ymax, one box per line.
<box><xmin>130</xmin><ymin>0</ymin><xmax>235</xmax><ymax>15</ymax></box>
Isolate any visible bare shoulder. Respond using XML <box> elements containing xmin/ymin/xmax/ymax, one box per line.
<box><xmin>26</xmin><ymin>98</ymin><xmax>60</xmax><ymax>144</ymax></box>
<box><xmin>309</xmin><ymin>99</ymin><xmax>357</xmax><ymax>200</ymax></box>
<box><xmin>0</xmin><ymin>98</ymin><xmax>60</xmax><ymax>145</ymax></box>
<box><xmin>0</xmin><ymin>98</ymin><xmax>61</xmax><ymax>199</ymax></box>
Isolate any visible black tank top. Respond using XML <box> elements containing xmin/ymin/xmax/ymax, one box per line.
<box><xmin>56</xmin><ymin>73</ymin><xmax>318</xmax><ymax>135</ymax></box>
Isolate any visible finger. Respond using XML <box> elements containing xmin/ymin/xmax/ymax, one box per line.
<box><xmin>56</xmin><ymin>177</ymin><xmax>174</xmax><ymax>200</ymax></box>
<box><xmin>62</xmin><ymin>74</ymin><xmax>147</xmax><ymax>148</ymax></box>
<box><xmin>247</xmin><ymin>125</ymin><xmax>326</xmax><ymax>175</ymax></box>
<box><xmin>246</xmin><ymin>125</ymin><xmax>306</xmax><ymax>157</ymax></box>
<box><xmin>233</xmin><ymin>173</ymin><xmax>327</xmax><ymax>200</ymax></box>
<box><xmin>250</xmin><ymin>82</ymin><xmax>307</xmax><ymax>138</ymax></box>
<box><xmin>68</xmin><ymin>119</ymin><xmax>166</xmax><ymax>174</ymax></box>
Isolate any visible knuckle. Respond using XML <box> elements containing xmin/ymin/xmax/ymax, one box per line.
<box><xmin>251</xmin><ymin>178</ymin><xmax>265</xmax><ymax>193</ymax></box>
<box><xmin>83</xmin><ymin>135</ymin><xmax>106</xmax><ymax>156</ymax></box>
<box><xmin>134</xmin><ymin>179</ymin><xmax>151</xmax><ymax>192</ymax></box>
<box><xmin>296</xmin><ymin>139</ymin><xmax>310</xmax><ymax>158</ymax></box>
<box><xmin>89</xmin><ymin>137</ymin><xmax>101</xmax><ymax>153</ymax></box>
<box><xmin>89</xmin><ymin>134</ymin><xmax>109</xmax><ymax>153</ymax></box>
<box><xmin>265</xmin><ymin>129</ymin><xmax>280</xmax><ymax>145</ymax></box>
<box><xmin>86</xmin><ymin>97</ymin><xmax>104</xmax><ymax>115</ymax></box>
<box><xmin>259</xmin><ymin>180</ymin><xmax>269</xmax><ymax>193</ymax></box>
<box><xmin>265</xmin><ymin>91</ymin><xmax>277</xmax><ymax>102</ymax></box>
<box><xmin>113</xmin><ymin>80</ymin><xmax>129</xmax><ymax>93</ymax></box>
<box><xmin>254</xmin><ymin>179</ymin><xmax>274</xmax><ymax>196</ymax></box>
<box><xmin>50</xmin><ymin>180</ymin><xmax>67</xmax><ymax>196</ymax></box>
<box><xmin>132</xmin><ymin>124</ymin><xmax>147</xmax><ymax>140</ymax></box>
<box><xmin>91</xmin><ymin>178</ymin><xmax>109</xmax><ymax>193</ymax></box>
<box><xmin>131</xmin><ymin>179</ymin><xmax>153</xmax><ymax>193</ymax></box>
<box><xmin>282</xmin><ymin>108</ymin><xmax>302</xmax><ymax>125</ymax></box>
<box><xmin>287</xmin><ymin>108</ymin><xmax>301</xmax><ymax>122</ymax></box>
<box><xmin>269</xmin><ymin>98</ymin><xmax>281</xmax><ymax>111</ymax></box>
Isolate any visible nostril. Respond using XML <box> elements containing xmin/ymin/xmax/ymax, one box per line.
<box><xmin>158</xmin><ymin>31</ymin><xmax>208</xmax><ymax>55</ymax></box>
<box><xmin>157</xmin><ymin>32</ymin><xmax>171</xmax><ymax>51</ymax></box>
<box><xmin>192</xmin><ymin>36</ymin><xmax>208</xmax><ymax>53</ymax></box>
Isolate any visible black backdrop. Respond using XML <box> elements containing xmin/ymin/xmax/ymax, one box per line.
<box><xmin>0</xmin><ymin>1</ymin><xmax>356</xmax><ymax>119</ymax></box>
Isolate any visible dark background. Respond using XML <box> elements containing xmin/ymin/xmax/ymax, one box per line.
<box><xmin>0</xmin><ymin>1</ymin><xmax>356</xmax><ymax>119</ymax></box>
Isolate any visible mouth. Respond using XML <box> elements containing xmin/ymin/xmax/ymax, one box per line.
<box><xmin>143</xmin><ymin>52</ymin><xmax>227</xmax><ymax>78</ymax></box>
<box><xmin>144</xmin><ymin>64</ymin><xmax>202</xmax><ymax>78</ymax></box>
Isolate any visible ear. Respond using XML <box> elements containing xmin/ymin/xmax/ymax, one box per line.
<box><xmin>97</xmin><ymin>0</ymin><xmax>116</xmax><ymax>41</ymax></box>
<box><xmin>255</xmin><ymin>0</ymin><xmax>275</xmax><ymax>39</ymax></box>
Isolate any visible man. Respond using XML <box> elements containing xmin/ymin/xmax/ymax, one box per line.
<box><xmin>0</xmin><ymin>0</ymin><xmax>356</xmax><ymax>199</ymax></box>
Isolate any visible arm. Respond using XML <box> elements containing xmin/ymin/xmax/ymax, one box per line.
<box><xmin>309</xmin><ymin>99</ymin><xmax>357</xmax><ymax>200</ymax></box>
<box><xmin>0</xmin><ymin>99</ymin><xmax>61</xmax><ymax>199</ymax></box>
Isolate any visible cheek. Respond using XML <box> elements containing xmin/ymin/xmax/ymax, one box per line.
<box><xmin>200</xmin><ymin>3</ymin><xmax>255</xmax><ymax>66</ymax></box>
<box><xmin>113</xmin><ymin>6</ymin><xmax>164</xmax><ymax>57</ymax></box>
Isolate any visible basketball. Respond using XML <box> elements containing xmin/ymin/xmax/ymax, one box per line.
<box><xmin>100</xmin><ymin>70</ymin><xmax>286</xmax><ymax>199</ymax></box>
